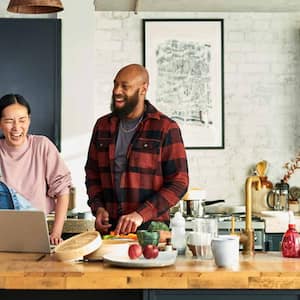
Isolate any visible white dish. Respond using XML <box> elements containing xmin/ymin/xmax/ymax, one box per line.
<box><xmin>103</xmin><ymin>250</ymin><xmax>177</xmax><ymax>268</ymax></box>
<box><xmin>84</xmin><ymin>239</ymin><xmax>135</xmax><ymax>261</ymax></box>
<box><xmin>261</xmin><ymin>211</ymin><xmax>289</xmax><ymax>218</ymax></box>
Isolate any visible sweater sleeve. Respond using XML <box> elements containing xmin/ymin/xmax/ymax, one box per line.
<box><xmin>43</xmin><ymin>137</ymin><xmax>72</xmax><ymax>198</ymax></box>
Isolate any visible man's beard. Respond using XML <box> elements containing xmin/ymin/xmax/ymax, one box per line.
<box><xmin>111</xmin><ymin>89</ymin><xmax>139</xmax><ymax>118</ymax></box>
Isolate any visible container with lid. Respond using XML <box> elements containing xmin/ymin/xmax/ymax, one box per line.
<box><xmin>267</xmin><ymin>180</ymin><xmax>289</xmax><ymax>211</ymax></box>
<box><xmin>281</xmin><ymin>211</ymin><xmax>300</xmax><ymax>258</ymax></box>
<box><xmin>170</xmin><ymin>212</ymin><xmax>186</xmax><ymax>255</ymax></box>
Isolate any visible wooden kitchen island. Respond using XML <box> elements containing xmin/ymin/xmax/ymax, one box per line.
<box><xmin>1</xmin><ymin>251</ymin><xmax>300</xmax><ymax>300</ymax></box>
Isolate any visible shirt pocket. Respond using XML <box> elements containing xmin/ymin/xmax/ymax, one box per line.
<box><xmin>96</xmin><ymin>138</ymin><xmax>111</xmax><ymax>152</ymax></box>
<box><xmin>95</xmin><ymin>138</ymin><xmax>111</xmax><ymax>167</ymax></box>
<box><xmin>130</xmin><ymin>139</ymin><xmax>161</xmax><ymax>169</ymax></box>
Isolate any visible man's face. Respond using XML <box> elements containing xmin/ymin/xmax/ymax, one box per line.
<box><xmin>111</xmin><ymin>88</ymin><xmax>140</xmax><ymax>118</ymax></box>
<box><xmin>111</xmin><ymin>68</ymin><xmax>147</xmax><ymax>118</ymax></box>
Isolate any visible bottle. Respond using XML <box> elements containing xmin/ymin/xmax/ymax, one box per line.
<box><xmin>165</xmin><ymin>238</ymin><xmax>173</xmax><ymax>252</ymax></box>
<box><xmin>281</xmin><ymin>211</ymin><xmax>300</xmax><ymax>258</ymax></box>
<box><xmin>170</xmin><ymin>211</ymin><xmax>186</xmax><ymax>255</ymax></box>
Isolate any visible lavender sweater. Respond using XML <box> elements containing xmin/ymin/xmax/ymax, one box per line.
<box><xmin>0</xmin><ymin>135</ymin><xmax>72</xmax><ymax>214</ymax></box>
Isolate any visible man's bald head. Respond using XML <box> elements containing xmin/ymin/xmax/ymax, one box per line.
<box><xmin>116</xmin><ymin>64</ymin><xmax>149</xmax><ymax>86</ymax></box>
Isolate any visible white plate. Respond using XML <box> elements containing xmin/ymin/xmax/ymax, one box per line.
<box><xmin>261</xmin><ymin>211</ymin><xmax>289</xmax><ymax>218</ymax></box>
<box><xmin>103</xmin><ymin>250</ymin><xmax>177</xmax><ymax>268</ymax></box>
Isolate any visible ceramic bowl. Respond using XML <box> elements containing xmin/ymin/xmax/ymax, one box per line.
<box><xmin>84</xmin><ymin>239</ymin><xmax>134</xmax><ymax>261</ymax></box>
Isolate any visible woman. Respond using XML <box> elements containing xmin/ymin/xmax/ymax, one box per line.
<box><xmin>0</xmin><ymin>94</ymin><xmax>72</xmax><ymax>245</ymax></box>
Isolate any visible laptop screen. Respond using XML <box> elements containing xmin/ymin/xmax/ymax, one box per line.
<box><xmin>0</xmin><ymin>210</ymin><xmax>51</xmax><ymax>253</ymax></box>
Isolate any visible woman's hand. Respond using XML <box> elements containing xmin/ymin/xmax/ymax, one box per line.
<box><xmin>50</xmin><ymin>231</ymin><xmax>63</xmax><ymax>245</ymax></box>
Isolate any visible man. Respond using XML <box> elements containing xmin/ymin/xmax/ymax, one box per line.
<box><xmin>85</xmin><ymin>64</ymin><xmax>189</xmax><ymax>235</ymax></box>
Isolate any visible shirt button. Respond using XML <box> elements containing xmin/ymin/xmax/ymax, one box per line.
<box><xmin>144</xmin><ymin>143</ymin><xmax>148</xmax><ymax>148</ymax></box>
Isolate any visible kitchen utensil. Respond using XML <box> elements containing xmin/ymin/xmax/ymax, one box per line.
<box><xmin>182</xmin><ymin>199</ymin><xmax>225</xmax><ymax>218</ymax></box>
<box><xmin>204</xmin><ymin>204</ymin><xmax>244</xmax><ymax>215</ymax></box>
<box><xmin>266</xmin><ymin>180</ymin><xmax>289</xmax><ymax>211</ymax></box>
<box><xmin>256</xmin><ymin>160</ymin><xmax>268</xmax><ymax>177</ymax></box>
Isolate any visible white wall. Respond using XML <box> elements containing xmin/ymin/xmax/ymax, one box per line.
<box><xmin>94</xmin><ymin>11</ymin><xmax>300</xmax><ymax>206</ymax></box>
<box><xmin>58</xmin><ymin>0</ymin><xmax>95</xmax><ymax>211</ymax></box>
<box><xmin>1</xmin><ymin>1</ymin><xmax>300</xmax><ymax>210</ymax></box>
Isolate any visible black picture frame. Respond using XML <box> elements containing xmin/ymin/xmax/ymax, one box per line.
<box><xmin>143</xmin><ymin>19</ymin><xmax>224</xmax><ymax>149</ymax></box>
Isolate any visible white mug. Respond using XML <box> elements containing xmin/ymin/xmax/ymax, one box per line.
<box><xmin>211</xmin><ymin>235</ymin><xmax>240</xmax><ymax>268</ymax></box>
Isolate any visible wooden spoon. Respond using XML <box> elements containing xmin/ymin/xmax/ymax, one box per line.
<box><xmin>256</xmin><ymin>160</ymin><xmax>268</xmax><ymax>177</ymax></box>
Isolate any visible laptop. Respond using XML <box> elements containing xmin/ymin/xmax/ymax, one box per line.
<box><xmin>0</xmin><ymin>210</ymin><xmax>52</xmax><ymax>253</ymax></box>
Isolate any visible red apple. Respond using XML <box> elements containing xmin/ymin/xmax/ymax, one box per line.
<box><xmin>128</xmin><ymin>244</ymin><xmax>142</xmax><ymax>260</ymax></box>
<box><xmin>143</xmin><ymin>244</ymin><xmax>159</xmax><ymax>259</ymax></box>
<box><xmin>151</xmin><ymin>246</ymin><xmax>159</xmax><ymax>258</ymax></box>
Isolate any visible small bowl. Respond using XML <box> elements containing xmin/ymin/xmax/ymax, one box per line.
<box><xmin>84</xmin><ymin>239</ymin><xmax>134</xmax><ymax>261</ymax></box>
<box><xmin>136</xmin><ymin>230</ymin><xmax>159</xmax><ymax>247</ymax></box>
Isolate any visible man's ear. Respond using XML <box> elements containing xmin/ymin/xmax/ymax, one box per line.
<box><xmin>140</xmin><ymin>82</ymin><xmax>149</xmax><ymax>95</ymax></box>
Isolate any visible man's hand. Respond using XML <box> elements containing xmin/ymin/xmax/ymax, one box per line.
<box><xmin>114</xmin><ymin>211</ymin><xmax>143</xmax><ymax>235</ymax></box>
<box><xmin>95</xmin><ymin>207</ymin><xmax>111</xmax><ymax>234</ymax></box>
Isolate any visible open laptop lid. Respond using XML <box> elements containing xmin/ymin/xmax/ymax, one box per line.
<box><xmin>0</xmin><ymin>210</ymin><xmax>51</xmax><ymax>253</ymax></box>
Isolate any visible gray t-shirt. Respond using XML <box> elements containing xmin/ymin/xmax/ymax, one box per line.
<box><xmin>115</xmin><ymin>117</ymin><xmax>142</xmax><ymax>211</ymax></box>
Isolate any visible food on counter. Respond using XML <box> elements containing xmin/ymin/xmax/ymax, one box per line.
<box><xmin>128</xmin><ymin>244</ymin><xmax>143</xmax><ymax>260</ymax></box>
<box><xmin>147</xmin><ymin>221</ymin><xmax>170</xmax><ymax>232</ymax></box>
<box><xmin>142</xmin><ymin>244</ymin><xmax>159</xmax><ymax>259</ymax></box>
<box><xmin>136</xmin><ymin>230</ymin><xmax>159</xmax><ymax>247</ymax></box>
<box><xmin>157</xmin><ymin>230</ymin><xmax>171</xmax><ymax>243</ymax></box>
<box><xmin>103</xmin><ymin>231</ymin><xmax>137</xmax><ymax>240</ymax></box>
<box><xmin>147</xmin><ymin>221</ymin><xmax>171</xmax><ymax>243</ymax></box>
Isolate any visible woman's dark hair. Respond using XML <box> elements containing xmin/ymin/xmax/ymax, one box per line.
<box><xmin>0</xmin><ymin>94</ymin><xmax>31</xmax><ymax>118</ymax></box>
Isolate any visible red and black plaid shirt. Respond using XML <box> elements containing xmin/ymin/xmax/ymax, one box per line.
<box><xmin>85</xmin><ymin>100</ymin><xmax>189</xmax><ymax>227</ymax></box>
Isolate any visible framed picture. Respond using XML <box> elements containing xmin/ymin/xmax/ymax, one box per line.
<box><xmin>143</xmin><ymin>19</ymin><xmax>224</xmax><ymax>149</ymax></box>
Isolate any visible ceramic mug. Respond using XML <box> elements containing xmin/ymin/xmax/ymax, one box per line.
<box><xmin>211</xmin><ymin>235</ymin><xmax>240</xmax><ymax>268</ymax></box>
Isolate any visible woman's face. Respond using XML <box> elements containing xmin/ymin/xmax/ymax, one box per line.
<box><xmin>0</xmin><ymin>103</ymin><xmax>31</xmax><ymax>148</ymax></box>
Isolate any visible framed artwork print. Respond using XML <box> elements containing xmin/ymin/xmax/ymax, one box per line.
<box><xmin>143</xmin><ymin>19</ymin><xmax>224</xmax><ymax>149</ymax></box>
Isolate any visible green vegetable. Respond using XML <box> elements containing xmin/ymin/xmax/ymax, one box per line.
<box><xmin>102</xmin><ymin>234</ymin><xmax>115</xmax><ymax>240</ymax></box>
<box><xmin>147</xmin><ymin>221</ymin><xmax>169</xmax><ymax>232</ymax></box>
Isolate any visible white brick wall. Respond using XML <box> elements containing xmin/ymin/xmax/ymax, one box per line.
<box><xmin>1</xmin><ymin>0</ymin><xmax>300</xmax><ymax>210</ymax></box>
<box><xmin>94</xmin><ymin>11</ymin><xmax>300</xmax><ymax>205</ymax></box>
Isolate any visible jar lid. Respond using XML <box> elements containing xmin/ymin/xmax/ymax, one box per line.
<box><xmin>275</xmin><ymin>180</ymin><xmax>289</xmax><ymax>191</ymax></box>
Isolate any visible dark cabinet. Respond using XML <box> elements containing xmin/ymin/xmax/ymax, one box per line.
<box><xmin>0</xmin><ymin>18</ymin><xmax>61</xmax><ymax>150</ymax></box>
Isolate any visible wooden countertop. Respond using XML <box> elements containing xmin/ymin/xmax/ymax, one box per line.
<box><xmin>1</xmin><ymin>251</ymin><xmax>300</xmax><ymax>290</ymax></box>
